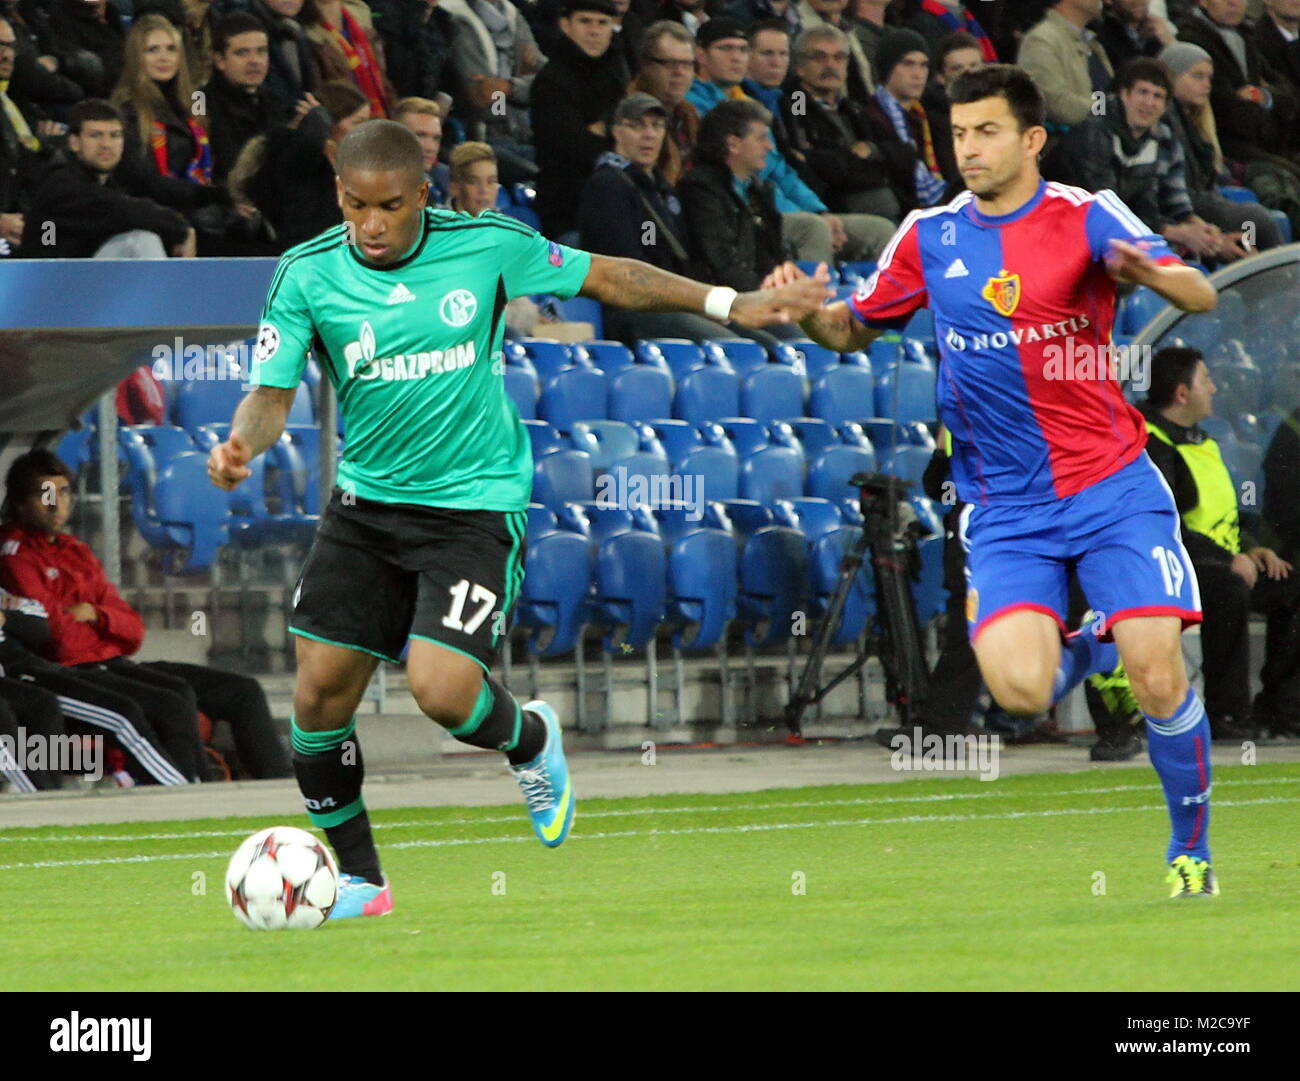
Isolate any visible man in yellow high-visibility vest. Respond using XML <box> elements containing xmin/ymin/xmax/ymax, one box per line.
<box><xmin>1142</xmin><ymin>346</ymin><xmax>1300</xmax><ymax>740</ymax></box>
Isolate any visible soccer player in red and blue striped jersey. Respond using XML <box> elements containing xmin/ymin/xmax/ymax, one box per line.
<box><xmin>767</xmin><ymin>65</ymin><xmax>1221</xmax><ymax>898</ymax></box>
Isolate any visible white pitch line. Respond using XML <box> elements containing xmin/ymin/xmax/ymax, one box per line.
<box><xmin>0</xmin><ymin>776</ymin><xmax>1294</xmax><ymax>844</ymax></box>
<box><xmin>1</xmin><ymin>795</ymin><xmax>1297</xmax><ymax>872</ymax></box>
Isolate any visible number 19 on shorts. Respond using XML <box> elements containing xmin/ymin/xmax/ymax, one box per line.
<box><xmin>1151</xmin><ymin>546</ymin><xmax>1186</xmax><ymax>597</ymax></box>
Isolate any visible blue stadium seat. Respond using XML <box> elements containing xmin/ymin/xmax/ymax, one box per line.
<box><xmin>703</xmin><ymin>338</ymin><xmax>769</xmax><ymax>380</ymax></box>
<box><xmin>881</xmin><ymin>445</ymin><xmax>931</xmax><ymax>487</ymax></box>
<box><xmin>807</xmin><ymin>445</ymin><xmax>877</xmax><ymax>499</ymax></box>
<box><xmin>172</xmin><ymin>376</ymin><xmax>247</xmax><ymax>433</ymax></box>
<box><xmin>501</xmin><ymin>203</ymin><xmax>542</xmax><ymax>230</ymax></box>
<box><xmin>777</xmin><ymin>497</ymin><xmax>872</xmax><ymax>646</ymax></box>
<box><xmin>504</xmin><ymin>365</ymin><xmax>538</xmax><ymax>419</ymax></box>
<box><xmin>522</xmin><ymin>418</ymin><xmax>566</xmax><ymax>459</ymax></box>
<box><xmin>714</xmin><ymin>417</ymin><xmax>769</xmax><ymax>457</ymax></box>
<box><xmin>569</xmin><ymin>419</ymin><xmax>639</xmax><ymax>472</ymax></box>
<box><xmin>869</xmin><ymin>337</ymin><xmax>902</xmax><ymax>371</ymax></box>
<box><xmin>771</xmin><ymin>340</ymin><xmax>837</xmax><ymax>382</ymax></box>
<box><xmin>875</xmin><ymin>362</ymin><xmax>936</xmax><ymax>424</ymax></box>
<box><xmin>278</xmin><ymin>424</ymin><xmax>327</xmax><ymax>516</ymax></box>
<box><xmin>518</xmin><ymin>507</ymin><xmax>591</xmax><ymax>657</ymax></box>
<box><xmin>786</xmin><ymin>417</ymin><xmax>836</xmax><ymax>462</ymax></box>
<box><xmin>503</xmin><ymin>339</ymin><xmax>530</xmax><ymax>367</ymax></box>
<box><xmin>642</xmin><ymin>418</ymin><xmax>702</xmax><ymax>466</ymax></box>
<box><xmin>1121</xmin><ymin>286</ymin><xmax>1167</xmax><ymax>336</ymax></box>
<box><xmin>287</xmin><ymin>383</ymin><xmax>314</xmax><ymax>425</ymax></box>
<box><xmin>569</xmin><ymin>512</ymin><xmax>666</xmax><ymax>653</ymax></box>
<box><xmin>839</xmin><ymin>261</ymin><xmax>877</xmax><ymax>286</ymax></box>
<box><xmin>654</xmin><ymin>502</ymin><xmax>737</xmax><ymax>650</ymax></box>
<box><xmin>572</xmin><ymin>340</ymin><xmax>634</xmax><ymax>375</ymax></box>
<box><xmin>518</xmin><ymin>339</ymin><xmax>576</xmax><ymax>384</ymax></box>
<box><xmin>599</xmin><ymin>450</ymin><xmax>672</xmax><ymax>499</ymax></box>
<box><xmin>911</xmin><ymin>495</ymin><xmax>944</xmax><ymax>537</ymax></box>
<box><xmin>796</xmin><ymin>260</ymin><xmax>840</xmax><ymax>283</ymax></box>
<box><xmin>810</xmin><ymin>366</ymin><xmax>875</xmax><ymax>426</ymax></box>
<box><xmin>742</xmin><ymin>364</ymin><xmax>805</xmax><ymax>423</ymax></box>
<box><xmin>837</xmin><ymin>421</ymin><xmax>875</xmax><ymax>452</ymax></box>
<box><xmin>151</xmin><ymin>452</ymin><xmax>231</xmax><ymax>573</ymax></box>
<box><xmin>531</xmin><ymin>448</ymin><xmax>595</xmax><ymax>509</ymax></box>
<box><xmin>899</xmin><ymin>337</ymin><xmax>937</xmax><ymax>367</ymax></box>
<box><xmin>913</xmin><ymin>535</ymin><xmax>946</xmax><ymax>625</ymax></box>
<box><xmin>899</xmin><ymin>420</ymin><xmax>937</xmax><ymax>449</ymax></box>
<box><xmin>739</xmin><ymin>443</ymin><xmax>803</xmax><ymax>503</ymax></box>
<box><xmin>538</xmin><ymin>366</ymin><xmax>608</xmax><ymax>431</ymax></box>
<box><xmin>855</xmin><ymin>418</ymin><xmax>900</xmax><ymax>450</ymax></box>
<box><xmin>674</xmin><ymin>365</ymin><xmax>740</xmax><ymax>425</ymax></box>
<box><xmin>735</xmin><ymin>523</ymin><xmax>810</xmax><ymax>647</ymax></box>
<box><xmin>638</xmin><ymin>338</ymin><xmax>709</xmax><ymax>382</ymax></box>
<box><xmin>903</xmin><ymin>308</ymin><xmax>936</xmax><ymax>344</ymax></box>
<box><xmin>608</xmin><ymin>365</ymin><xmax>673</xmax><ymax>424</ymax></box>
<box><xmin>543</xmin><ymin>295</ymin><xmax>605</xmax><ymax>338</ymax></box>
<box><xmin>678</xmin><ymin>443</ymin><xmax>740</xmax><ymax>502</ymax></box>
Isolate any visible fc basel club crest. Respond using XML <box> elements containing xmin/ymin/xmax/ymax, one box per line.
<box><xmin>981</xmin><ymin>269</ymin><xmax>1021</xmax><ymax>317</ymax></box>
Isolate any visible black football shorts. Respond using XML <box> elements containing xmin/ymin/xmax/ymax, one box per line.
<box><xmin>290</xmin><ymin>488</ymin><xmax>527</xmax><ymax>670</ymax></box>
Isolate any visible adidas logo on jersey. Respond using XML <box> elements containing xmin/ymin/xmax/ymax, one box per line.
<box><xmin>944</xmin><ymin>259</ymin><xmax>969</xmax><ymax>279</ymax></box>
<box><xmin>386</xmin><ymin>283</ymin><xmax>416</xmax><ymax>305</ymax></box>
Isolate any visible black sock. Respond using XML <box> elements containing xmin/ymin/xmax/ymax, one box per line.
<box><xmin>449</xmin><ymin>677</ymin><xmax>547</xmax><ymax>765</ymax></box>
<box><xmin>290</xmin><ymin>716</ymin><xmax>382</xmax><ymax>885</ymax></box>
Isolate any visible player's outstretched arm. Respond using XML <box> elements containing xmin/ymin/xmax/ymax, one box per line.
<box><xmin>207</xmin><ymin>385</ymin><xmax>297</xmax><ymax>491</ymax></box>
<box><xmin>761</xmin><ymin>260</ymin><xmax>882</xmax><ymax>353</ymax></box>
<box><xmin>579</xmin><ymin>254</ymin><xmax>831</xmax><ymax>328</ymax></box>
<box><xmin>1107</xmin><ymin>239</ymin><xmax>1217</xmax><ymax>313</ymax></box>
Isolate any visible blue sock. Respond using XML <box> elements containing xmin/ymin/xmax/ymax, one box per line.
<box><xmin>1050</xmin><ymin>623</ymin><xmax>1118</xmax><ymax>704</ymax></box>
<box><xmin>1144</xmin><ymin>687</ymin><xmax>1212</xmax><ymax>863</ymax></box>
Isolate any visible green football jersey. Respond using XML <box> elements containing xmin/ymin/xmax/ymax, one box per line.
<box><xmin>250</xmin><ymin>208</ymin><xmax>591</xmax><ymax>510</ymax></box>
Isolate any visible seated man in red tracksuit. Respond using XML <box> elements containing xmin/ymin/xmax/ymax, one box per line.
<box><xmin>0</xmin><ymin>450</ymin><xmax>291</xmax><ymax>781</ymax></box>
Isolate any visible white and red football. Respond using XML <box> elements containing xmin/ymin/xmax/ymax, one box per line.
<box><xmin>225</xmin><ymin>826</ymin><xmax>338</xmax><ymax>930</ymax></box>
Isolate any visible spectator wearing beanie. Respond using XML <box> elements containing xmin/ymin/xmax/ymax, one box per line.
<box><xmin>1160</xmin><ymin>40</ymin><xmax>1284</xmax><ymax>252</ymax></box>
<box><xmin>531</xmin><ymin>0</ymin><xmax>630</xmax><ymax>240</ymax></box>
<box><xmin>861</xmin><ymin>27</ymin><xmax>959</xmax><ymax>214</ymax></box>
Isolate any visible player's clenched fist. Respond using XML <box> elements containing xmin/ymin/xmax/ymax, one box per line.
<box><xmin>208</xmin><ymin>431</ymin><xmax>253</xmax><ymax>490</ymax></box>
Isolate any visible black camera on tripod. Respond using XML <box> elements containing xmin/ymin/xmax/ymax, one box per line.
<box><xmin>782</xmin><ymin>471</ymin><xmax>931</xmax><ymax>737</ymax></box>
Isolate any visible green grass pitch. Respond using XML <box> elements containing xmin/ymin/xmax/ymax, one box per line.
<box><xmin>2</xmin><ymin>763</ymin><xmax>1297</xmax><ymax>991</ymax></box>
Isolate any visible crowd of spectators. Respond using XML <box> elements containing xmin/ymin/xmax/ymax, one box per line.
<box><xmin>0</xmin><ymin>0</ymin><xmax>1293</xmax><ymax>274</ymax></box>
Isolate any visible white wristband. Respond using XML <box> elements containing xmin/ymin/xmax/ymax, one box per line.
<box><xmin>704</xmin><ymin>286</ymin><xmax>738</xmax><ymax>322</ymax></box>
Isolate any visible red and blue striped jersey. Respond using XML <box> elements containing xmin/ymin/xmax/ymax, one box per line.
<box><xmin>849</xmin><ymin>180</ymin><xmax>1185</xmax><ymax>506</ymax></box>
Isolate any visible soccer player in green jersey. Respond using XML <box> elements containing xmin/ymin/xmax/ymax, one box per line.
<box><xmin>207</xmin><ymin>119</ymin><xmax>827</xmax><ymax>919</ymax></box>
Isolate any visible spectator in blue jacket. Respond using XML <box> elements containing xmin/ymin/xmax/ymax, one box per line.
<box><xmin>688</xmin><ymin>16</ymin><xmax>891</xmax><ymax>262</ymax></box>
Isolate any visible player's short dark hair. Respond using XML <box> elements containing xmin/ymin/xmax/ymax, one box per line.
<box><xmin>1116</xmin><ymin>56</ymin><xmax>1172</xmax><ymax>97</ymax></box>
<box><xmin>213</xmin><ymin>12</ymin><xmax>267</xmax><ymax>55</ymax></box>
<box><xmin>1147</xmin><ymin>346</ymin><xmax>1205</xmax><ymax>409</ymax></box>
<box><xmin>335</xmin><ymin>119</ymin><xmax>425</xmax><ymax>182</ymax></box>
<box><xmin>69</xmin><ymin>98</ymin><xmax>123</xmax><ymax>134</ymax></box>
<box><xmin>2</xmin><ymin>450</ymin><xmax>74</xmax><ymax>522</ymax></box>
<box><xmin>748</xmin><ymin>18</ymin><xmax>790</xmax><ymax>44</ymax></box>
<box><xmin>695</xmin><ymin>98</ymin><xmax>771</xmax><ymax>168</ymax></box>
<box><xmin>936</xmin><ymin>30</ymin><xmax>982</xmax><ymax>71</ymax></box>
<box><xmin>948</xmin><ymin>63</ymin><xmax>1045</xmax><ymax>132</ymax></box>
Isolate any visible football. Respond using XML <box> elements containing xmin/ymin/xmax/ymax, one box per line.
<box><xmin>225</xmin><ymin>826</ymin><xmax>339</xmax><ymax>930</ymax></box>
